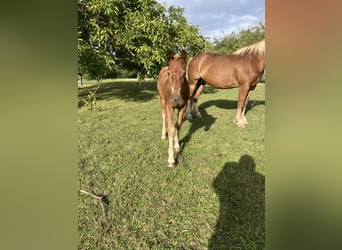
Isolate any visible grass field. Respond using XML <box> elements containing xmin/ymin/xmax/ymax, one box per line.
<box><xmin>78</xmin><ymin>79</ymin><xmax>265</xmax><ymax>249</ymax></box>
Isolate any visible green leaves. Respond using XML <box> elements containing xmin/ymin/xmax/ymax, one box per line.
<box><xmin>210</xmin><ymin>23</ymin><xmax>265</xmax><ymax>55</ymax></box>
<box><xmin>78</xmin><ymin>0</ymin><xmax>205</xmax><ymax>79</ymax></box>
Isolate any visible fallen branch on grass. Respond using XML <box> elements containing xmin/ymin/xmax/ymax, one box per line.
<box><xmin>79</xmin><ymin>189</ymin><xmax>108</xmax><ymax>225</ymax></box>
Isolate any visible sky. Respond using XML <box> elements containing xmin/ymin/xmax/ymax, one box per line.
<box><xmin>156</xmin><ymin>0</ymin><xmax>264</xmax><ymax>40</ymax></box>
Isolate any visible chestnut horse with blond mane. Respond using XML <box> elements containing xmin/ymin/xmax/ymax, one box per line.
<box><xmin>157</xmin><ymin>50</ymin><xmax>189</xmax><ymax>167</ymax></box>
<box><xmin>186</xmin><ymin>39</ymin><xmax>265</xmax><ymax>127</ymax></box>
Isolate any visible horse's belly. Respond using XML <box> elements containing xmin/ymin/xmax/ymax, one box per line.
<box><xmin>204</xmin><ymin>76</ymin><xmax>239</xmax><ymax>89</ymax></box>
<box><xmin>218</xmin><ymin>82</ymin><xmax>239</xmax><ymax>89</ymax></box>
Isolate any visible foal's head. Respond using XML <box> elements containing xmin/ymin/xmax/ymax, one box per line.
<box><xmin>166</xmin><ymin>50</ymin><xmax>187</xmax><ymax>105</ymax></box>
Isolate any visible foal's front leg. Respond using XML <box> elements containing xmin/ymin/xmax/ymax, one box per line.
<box><xmin>174</xmin><ymin>104</ymin><xmax>187</xmax><ymax>152</ymax></box>
<box><xmin>166</xmin><ymin>107</ymin><xmax>176</xmax><ymax>167</ymax></box>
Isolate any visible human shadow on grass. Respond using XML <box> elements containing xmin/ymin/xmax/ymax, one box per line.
<box><xmin>78</xmin><ymin>80</ymin><xmax>158</xmax><ymax>108</ymax></box>
<box><xmin>208</xmin><ymin>155</ymin><xmax>265</xmax><ymax>249</ymax></box>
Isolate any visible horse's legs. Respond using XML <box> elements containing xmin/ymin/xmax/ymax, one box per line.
<box><xmin>186</xmin><ymin>78</ymin><xmax>204</xmax><ymax>119</ymax></box>
<box><xmin>241</xmin><ymin>86</ymin><xmax>256</xmax><ymax>125</ymax></box>
<box><xmin>185</xmin><ymin>79</ymin><xmax>196</xmax><ymax>119</ymax></box>
<box><xmin>235</xmin><ymin>85</ymin><xmax>250</xmax><ymax>127</ymax></box>
<box><xmin>166</xmin><ymin>107</ymin><xmax>176</xmax><ymax>167</ymax></box>
<box><xmin>161</xmin><ymin>108</ymin><xmax>167</xmax><ymax>140</ymax></box>
<box><xmin>185</xmin><ymin>100</ymin><xmax>193</xmax><ymax>120</ymax></box>
<box><xmin>192</xmin><ymin>84</ymin><xmax>205</xmax><ymax>117</ymax></box>
<box><xmin>174</xmin><ymin>104</ymin><xmax>187</xmax><ymax>152</ymax></box>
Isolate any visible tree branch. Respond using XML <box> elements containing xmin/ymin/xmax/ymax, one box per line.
<box><xmin>79</xmin><ymin>189</ymin><xmax>108</xmax><ymax>225</ymax></box>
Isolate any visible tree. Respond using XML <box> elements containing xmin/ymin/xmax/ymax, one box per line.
<box><xmin>209</xmin><ymin>23</ymin><xmax>265</xmax><ymax>54</ymax></box>
<box><xmin>78</xmin><ymin>0</ymin><xmax>205</xmax><ymax>79</ymax></box>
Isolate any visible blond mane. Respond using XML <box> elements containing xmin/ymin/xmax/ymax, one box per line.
<box><xmin>233</xmin><ymin>39</ymin><xmax>265</xmax><ymax>56</ymax></box>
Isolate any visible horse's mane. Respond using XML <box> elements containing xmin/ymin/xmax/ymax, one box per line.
<box><xmin>233</xmin><ymin>39</ymin><xmax>265</xmax><ymax>56</ymax></box>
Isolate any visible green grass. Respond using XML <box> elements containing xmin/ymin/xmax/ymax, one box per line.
<box><xmin>78</xmin><ymin>79</ymin><xmax>265</xmax><ymax>249</ymax></box>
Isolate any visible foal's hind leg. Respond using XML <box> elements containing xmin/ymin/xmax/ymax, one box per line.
<box><xmin>161</xmin><ymin>109</ymin><xmax>167</xmax><ymax>140</ymax></box>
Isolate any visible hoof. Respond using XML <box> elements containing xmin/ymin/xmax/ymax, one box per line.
<box><xmin>234</xmin><ymin>118</ymin><xmax>246</xmax><ymax>127</ymax></box>
<box><xmin>174</xmin><ymin>146</ymin><xmax>180</xmax><ymax>152</ymax></box>
<box><xmin>241</xmin><ymin>117</ymin><xmax>248</xmax><ymax>125</ymax></box>
<box><xmin>186</xmin><ymin>113</ymin><xmax>193</xmax><ymax>120</ymax></box>
<box><xmin>235</xmin><ymin>121</ymin><xmax>245</xmax><ymax>128</ymax></box>
<box><xmin>167</xmin><ymin>161</ymin><xmax>176</xmax><ymax>167</ymax></box>
<box><xmin>195</xmin><ymin>112</ymin><xmax>202</xmax><ymax>118</ymax></box>
<box><xmin>161</xmin><ymin>136</ymin><xmax>167</xmax><ymax>140</ymax></box>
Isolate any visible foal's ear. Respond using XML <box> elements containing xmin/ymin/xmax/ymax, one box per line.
<box><xmin>167</xmin><ymin>50</ymin><xmax>173</xmax><ymax>62</ymax></box>
<box><xmin>180</xmin><ymin>50</ymin><xmax>187</xmax><ymax>60</ymax></box>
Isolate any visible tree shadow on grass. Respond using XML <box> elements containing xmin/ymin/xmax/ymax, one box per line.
<box><xmin>78</xmin><ymin>80</ymin><xmax>158</xmax><ymax>108</ymax></box>
<box><xmin>176</xmin><ymin>98</ymin><xmax>264</xmax><ymax>163</ymax></box>
<box><xmin>201</xmin><ymin>85</ymin><xmax>219</xmax><ymax>95</ymax></box>
<box><xmin>199</xmin><ymin>99</ymin><xmax>265</xmax><ymax>114</ymax></box>
<box><xmin>209</xmin><ymin>155</ymin><xmax>265</xmax><ymax>249</ymax></box>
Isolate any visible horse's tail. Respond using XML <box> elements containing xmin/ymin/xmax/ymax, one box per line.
<box><xmin>186</xmin><ymin>56</ymin><xmax>206</xmax><ymax>98</ymax></box>
<box><xmin>191</xmin><ymin>78</ymin><xmax>205</xmax><ymax>98</ymax></box>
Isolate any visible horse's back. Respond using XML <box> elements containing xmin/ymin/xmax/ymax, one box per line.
<box><xmin>188</xmin><ymin>53</ymin><xmax>238</xmax><ymax>86</ymax></box>
<box><xmin>188</xmin><ymin>52</ymin><xmax>262</xmax><ymax>88</ymax></box>
<box><xmin>191</xmin><ymin>52</ymin><xmax>245</xmax><ymax>67</ymax></box>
